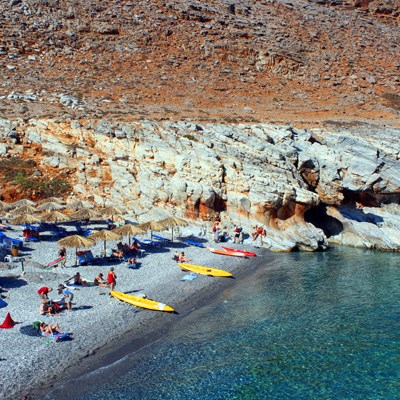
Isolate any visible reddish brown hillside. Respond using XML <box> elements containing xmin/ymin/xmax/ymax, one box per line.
<box><xmin>0</xmin><ymin>0</ymin><xmax>399</xmax><ymax>126</ymax></box>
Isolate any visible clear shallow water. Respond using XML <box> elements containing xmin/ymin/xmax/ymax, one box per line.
<box><xmin>55</xmin><ymin>248</ymin><xmax>399</xmax><ymax>400</ymax></box>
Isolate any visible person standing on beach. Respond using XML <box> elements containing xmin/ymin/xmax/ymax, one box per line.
<box><xmin>58</xmin><ymin>284</ymin><xmax>74</xmax><ymax>311</ymax></box>
<box><xmin>107</xmin><ymin>267</ymin><xmax>117</xmax><ymax>292</ymax></box>
<box><xmin>37</xmin><ymin>286</ymin><xmax>52</xmax><ymax>300</ymax></box>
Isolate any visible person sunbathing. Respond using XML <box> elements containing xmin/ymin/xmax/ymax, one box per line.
<box><xmin>111</xmin><ymin>248</ymin><xmax>124</xmax><ymax>258</ymax></box>
<box><xmin>94</xmin><ymin>273</ymin><xmax>109</xmax><ymax>287</ymax></box>
<box><xmin>65</xmin><ymin>272</ymin><xmax>86</xmax><ymax>286</ymax></box>
<box><xmin>127</xmin><ymin>257</ymin><xmax>137</xmax><ymax>268</ymax></box>
<box><xmin>39</xmin><ymin>299</ymin><xmax>59</xmax><ymax>316</ymax></box>
<box><xmin>178</xmin><ymin>252</ymin><xmax>190</xmax><ymax>263</ymax></box>
<box><xmin>39</xmin><ymin>322</ymin><xmax>64</xmax><ymax>334</ymax></box>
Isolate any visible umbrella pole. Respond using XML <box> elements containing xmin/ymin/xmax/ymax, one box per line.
<box><xmin>104</xmin><ymin>239</ymin><xmax>106</xmax><ymax>257</ymax></box>
<box><xmin>128</xmin><ymin>234</ymin><xmax>131</xmax><ymax>246</ymax></box>
<box><xmin>172</xmin><ymin>227</ymin><xmax>174</xmax><ymax>242</ymax></box>
<box><xmin>75</xmin><ymin>247</ymin><xmax>78</xmax><ymax>266</ymax></box>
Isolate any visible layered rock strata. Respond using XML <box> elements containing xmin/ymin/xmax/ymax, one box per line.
<box><xmin>1</xmin><ymin>118</ymin><xmax>399</xmax><ymax>251</ymax></box>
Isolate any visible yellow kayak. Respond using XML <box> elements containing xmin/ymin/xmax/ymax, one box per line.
<box><xmin>178</xmin><ymin>263</ymin><xmax>233</xmax><ymax>278</ymax></box>
<box><xmin>110</xmin><ymin>291</ymin><xmax>174</xmax><ymax>312</ymax></box>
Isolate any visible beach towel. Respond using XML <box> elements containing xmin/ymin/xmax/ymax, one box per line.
<box><xmin>44</xmin><ymin>256</ymin><xmax>66</xmax><ymax>270</ymax></box>
<box><xmin>180</xmin><ymin>273</ymin><xmax>198</xmax><ymax>281</ymax></box>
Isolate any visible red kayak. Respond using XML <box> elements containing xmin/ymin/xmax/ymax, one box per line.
<box><xmin>222</xmin><ymin>246</ymin><xmax>257</xmax><ymax>257</ymax></box>
<box><xmin>207</xmin><ymin>247</ymin><xmax>247</xmax><ymax>257</ymax></box>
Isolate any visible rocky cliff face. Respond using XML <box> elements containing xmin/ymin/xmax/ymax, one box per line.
<box><xmin>1</xmin><ymin>118</ymin><xmax>399</xmax><ymax>251</ymax></box>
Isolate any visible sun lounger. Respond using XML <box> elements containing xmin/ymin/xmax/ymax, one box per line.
<box><xmin>77</xmin><ymin>250</ymin><xmax>105</xmax><ymax>265</ymax></box>
<box><xmin>183</xmin><ymin>240</ymin><xmax>206</xmax><ymax>248</ymax></box>
<box><xmin>0</xmin><ymin>234</ymin><xmax>24</xmax><ymax>249</ymax></box>
<box><xmin>152</xmin><ymin>234</ymin><xmax>171</xmax><ymax>243</ymax></box>
<box><xmin>133</xmin><ymin>237</ymin><xmax>162</xmax><ymax>247</ymax></box>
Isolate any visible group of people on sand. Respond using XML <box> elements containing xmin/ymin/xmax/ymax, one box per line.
<box><xmin>252</xmin><ymin>225</ymin><xmax>267</xmax><ymax>243</ymax></box>
<box><xmin>212</xmin><ymin>221</ymin><xmax>245</xmax><ymax>244</ymax></box>
<box><xmin>38</xmin><ymin>284</ymin><xmax>74</xmax><ymax>316</ymax></box>
<box><xmin>37</xmin><ymin>266</ymin><xmax>118</xmax><ymax>316</ymax></box>
<box><xmin>110</xmin><ymin>241</ymin><xmax>140</xmax><ymax>266</ymax></box>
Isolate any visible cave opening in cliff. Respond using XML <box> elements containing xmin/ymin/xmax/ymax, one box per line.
<box><xmin>304</xmin><ymin>205</ymin><xmax>343</xmax><ymax>238</ymax></box>
<box><xmin>341</xmin><ymin>189</ymin><xmax>379</xmax><ymax>207</ymax></box>
<box><xmin>342</xmin><ymin>189</ymin><xmax>400</xmax><ymax>207</ymax></box>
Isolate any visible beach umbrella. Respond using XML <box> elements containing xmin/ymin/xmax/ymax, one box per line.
<box><xmin>89</xmin><ymin>229</ymin><xmax>122</xmax><ymax>255</ymax></box>
<box><xmin>36</xmin><ymin>202</ymin><xmax>64</xmax><ymax>212</ymax></box>
<box><xmin>138</xmin><ymin>220</ymin><xmax>169</xmax><ymax>240</ymax></box>
<box><xmin>57</xmin><ymin>235</ymin><xmax>95</xmax><ymax>265</ymax></box>
<box><xmin>70</xmin><ymin>208</ymin><xmax>101</xmax><ymax>221</ymax></box>
<box><xmin>99</xmin><ymin>205</ymin><xmax>124</xmax><ymax>222</ymax></box>
<box><xmin>9</xmin><ymin>199</ymin><xmax>36</xmax><ymax>209</ymax></box>
<box><xmin>12</xmin><ymin>205</ymin><xmax>37</xmax><ymax>214</ymax></box>
<box><xmin>37</xmin><ymin>197</ymin><xmax>64</xmax><ymax>205</ymax></box>
<box><xmin>0</xmin><ymin>200</ymin><xmax>11</xmax><ymax>211</ymax></box>
<box><xmin>157</xmin><ymin>216</ymin><xmax>189</xmax><ymax>242</ymax></box>
<box><xmin>9</xmin><ymin>213</ymin><xmax>41</xmax><ymax>225</ymax></box>
<box><xmin>112</xmin><ymin>223</ymin><xmax>146</xmax><ymax>245</ymax></box>
<box><xmin>39</xmin><ymin>211</ymin><xmax>70</xmax><ymax>223</ymax></box>
<box><xmin>66</xmin><ymin>200</ymin><xmax>94</xmax><ymax>211</ymax></box>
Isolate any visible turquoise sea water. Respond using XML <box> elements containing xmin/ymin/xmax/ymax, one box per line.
<box><xmin>52</xmin><ymin>248</ymin><xmax>399</xmax><ymax>399</ymax></box>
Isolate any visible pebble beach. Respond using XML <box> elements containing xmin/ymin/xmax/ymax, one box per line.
<box><xmin>0</xmin><ymin>221</ymin><xmax>255</xmax><ymax>400</ymax></box>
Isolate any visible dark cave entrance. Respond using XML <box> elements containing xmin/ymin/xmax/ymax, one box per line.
<box><xmin>304</xmin><ymin>204</ymin><xmax>343</xmax><ymax>238</ymax></box>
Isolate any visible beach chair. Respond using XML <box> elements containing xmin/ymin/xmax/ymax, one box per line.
<box><xmin>133</xmin><ymin>238</ymin><xmax>162</xmax><ymax>247</ymax></box>
<box><xmin>77</xmin><ymin>250</ymin><xmax>103</xmax><ymax>265</ymax></box>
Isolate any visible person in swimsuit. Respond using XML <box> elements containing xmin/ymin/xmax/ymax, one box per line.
<box><xmin>107</xmin><ymin>267</ymin><xmax>117</xmax><ymax>292</ymax></box>
<box><xmin>94</xmin><ymin>273</ymin><xmax>109</xmax><ymax>288</ymax></box>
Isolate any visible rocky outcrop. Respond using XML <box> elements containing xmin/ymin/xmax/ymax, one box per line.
<box><xmin>1</xmin><ymin>118</ymin><xmax>400</xmax><ymax>252</ymax></box>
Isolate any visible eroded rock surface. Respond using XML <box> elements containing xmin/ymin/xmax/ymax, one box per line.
<box><xmin>1</xmin><ymin>118</ymin><xmax>399</xmax><ymax>251</ymax></box>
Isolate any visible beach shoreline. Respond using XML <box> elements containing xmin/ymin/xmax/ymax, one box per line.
<box><xmin>39</xmin><ymin>252</ymin><xmax>269</xmax><ymax>400</ymax></box>
<box><xmin>0</xmin><ymin>223</ymin><xmax>264</xmax><ymax>400</ymax></box>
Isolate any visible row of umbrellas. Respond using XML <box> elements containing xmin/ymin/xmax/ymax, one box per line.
<box><xmin>5</xmin><ymin>205</ymin><xmax>124</xmax><ymax>225</ymax></box>
<box><xmin>0</xmin><ymin>198</ymin><xmax>95</xmax><ymax>212</ymax></box>
<box><xmin>57</xmin><ymin>216</ymin><xmax>189</xmax><ymax>264</ymax></box>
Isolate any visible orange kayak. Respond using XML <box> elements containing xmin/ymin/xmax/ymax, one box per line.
<box><xmin>222</xmin><ymin>246</ymin><xmax>257</xmax><ymax>257</ymax></box>
<box><xmin>207</xmin><ymin>246</ymin><xmax>248</xmax><ymax>257</ymax></box>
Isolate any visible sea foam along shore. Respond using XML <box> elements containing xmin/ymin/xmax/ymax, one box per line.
<box><xmin>0</xmin><ymin>223</ymin><xmax>255</xmax><ymax>400</ymax></box>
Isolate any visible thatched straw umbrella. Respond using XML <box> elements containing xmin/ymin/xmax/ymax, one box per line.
<box><xmin>70</xmin><ymin>208</ymin><xmax>101</xmax><ymax>221</ymax></box>
<box><xmin>89</xmin><ymin>229</ymin><xmax>122</xmax><ymax>256</ymax></box>
<box><xmin>66</xmin><ymin>200</ymin><xmax>94</xmax><ymax>211</ymax></box>
<box><xmin>13</xmin><ymin>205</ymin><xmax>37</xmax><ymax>215</ymax></box>
<box><xmin>40</xmin><ymin>211</ymin><xmax>70</xmax><ymax>223</ymax></box>
<box><xmin>113</xmin><ymin>223</ymin><xmax>146</xmax><ymax>245</ymax></box>
<box><xmin>57</xmin><ymin>235</ymin><xmax>95</xmax><ymax>265</ymax></box>
<box><xmin>38</xmin><ymin>197</ymin><xmax>64</xmax><ymax>205</ymax></box>
<box><xmin>157</xmin><ymin>216</ymin><xmax>189</xmax><ymax>242</ymax></box>
<box><xmin>0</xmin><ymin>200</ymin><xmax>11</xmax><ymax>211</ymax></box>
<box><xmin>9</xmin><ymin>213</ymin><xmax>41</xmax><ymax>225</ymax></box>
<box><xmin>99</xmin><ymin>205</ymin><xmax>124</xmax><ymax>222</ymax></box>
<box><xmin>138</xmin><ymin>220</ymin><xmax>170</xmax><ymax>240</ymax></box>
<box><xmin>9</xmin><ymin>199</ymin><xmax>36</xmax><ymax>209</ymax></box>
<box><xmin>36</xmin><ymin>202</ymin><xmax>64</xmax><ymax>212</ymax></box>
